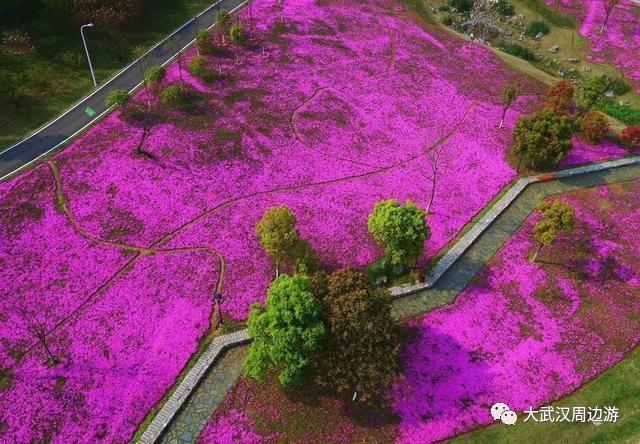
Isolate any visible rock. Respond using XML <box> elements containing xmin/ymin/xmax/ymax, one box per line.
<box><xmin>605</xmin><ymin>90</ymin><xmax>615</xmax><ymax>97</ymax></box>
<box><xmin>566</xmin><ymin>56</ymin><xmax>579</xmax><ymax>63</ymax></box>
<box><xmin>506</xmin><ymin>30</ymin><xmax>513</xmax><ymax>36</ymax></box>
<box><xmin>535</xmin><ymin>31</ymin><xmax>544</xmax><ymax>39</ymax></box>
<box><xmin>558</xmin><ymin>70</ymin><xmax>565</xmax><ymax>77</ymax></box>
<box><xmin>548</xmin><ymin>45</ymin><xmax>559</xmax><ymax>53</ymax></box>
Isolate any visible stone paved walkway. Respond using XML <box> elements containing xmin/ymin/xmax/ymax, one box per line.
<box><xmin>159</xmin><ymin>345</ymin><xmax>248</xmax><ymax>444</ymax></box>
<box><xmin>152</xmin><ymin>161</ymin><xmax>640</xmax><ymax>443</ymax></box>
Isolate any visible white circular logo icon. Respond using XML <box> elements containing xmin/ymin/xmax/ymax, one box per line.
<box><xmin>490</xmin><ymin>403</ymin><xmax>517</xmax><ymax>425</ymax></box>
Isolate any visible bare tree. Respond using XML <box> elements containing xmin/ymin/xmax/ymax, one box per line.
<box><xmin>16</xmin><ymin>298</ymin><xmax>60</xmax><ymax>366</ymax></box>
<box><xmin>422</xmin><ymin>141</ymin><xmax>451</xmax><ymax>215</ymax></box>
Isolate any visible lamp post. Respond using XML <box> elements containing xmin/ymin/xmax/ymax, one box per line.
<box><xmin>80</xmin><ymin>23</ymin><xmax>97</xmax><ymax>87</ymax></box>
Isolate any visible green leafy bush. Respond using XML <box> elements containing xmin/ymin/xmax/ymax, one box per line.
<box><xmin>604</xmin><ymin>76</ymin><xmax>632</xmax><ymax>96</ymax></box>
<box><xmin>596</xmin><ymin>100</ymin><xmax>640</xmax><ymax>125</ymax></box>
<box><xmin>196</xmin><ymin>29</ymin><xmax>215</xmax><ymax>54</ymax></box>
<box><xmin>144</xmin><ymin>65</ymin><xmax>166</xmax><ymax>83</ymax></box>
<box><xmin>448</xmin><ymin>0</ymin><xmax>474</xmax><ymax>12</ymax></box>
<box><xmin>160</xmin><ymin>84</ymin><xmax>197</xmax><ymax>109</ymax></box>
<box><xmin>524</xmin><ymin>20</ymin><xmax>550</xmax><ymax>37</ymax></box>
<box><xmin>492</xmin><ymin>0</ymin><xmax>515</xmax><ymax>16</ymax></box>
<box><xmin>104</xmin><ymin>89</ymin><xmax>130</xmax><ymax>109</ymax></box>
<box><xmin>229</xmin><ymin>22</ymin><xmax>246</xmax><ymax>44</ymax></box>
<box><xmin>187</xmin><ymin>55</ymin><xmax>219</xmax><ymax>82</ymax></box>
<box><xmin>494</xmin><ymin>40</ymin><xmax>538</xmax><ymax>61</ymax></box>
<box><xmin>441</xmin><ymin>15</ymin><xmax>454</xmax><ymax>26</ymax></box>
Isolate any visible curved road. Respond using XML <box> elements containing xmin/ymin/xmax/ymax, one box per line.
<box><xmin>0</xmin><ymin>0</ymin><xmax>249</xmax><ymax>182</ymax></box>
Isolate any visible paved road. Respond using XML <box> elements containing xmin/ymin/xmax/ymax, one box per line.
<box><xmin>0</xmin><ymin>0</ymin><xmax>248</xmax><ymax>182</ymax></box>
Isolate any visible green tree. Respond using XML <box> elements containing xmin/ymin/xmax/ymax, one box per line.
<box><xmin>229</xmin><ymin>22</ymin><xmax>245</xmax><ymax>44</ymax></box>
<box><xmin>315</xmin><ymin>267</ymin><xmax>400</xmax><ymax>404</ymax></box>
<box><xmin>500</xmin><ymin>84</ymin><xmax>520</xmax><ymax>129</ymax></box>
<box><xmin>144</xmin><ymin>65</ymin><xmax>165</xmax><ymax>83</ymax></box>
<box><xmin>575</xmin><ymin>75</ymin><xmax>609</xmax><ymax>112</ymax></box>
<box><xmin>256</xmin><ymin>205</ymin><xmax>318</xmax><ymax>276</ymax></box>
<box><xmin>216</xmin><ymin>9</ymin><xmax>231</xmax><ymax>44</ymax></box>
<box><xmin>367</xmin><ymin>200</ymin><xmax>430</xmax><ymax>268</ymax></box>
<box><xmin>196</xmin><ymin>28</ymin><xmax>215</xmax><ymax>54</ymax></box>
<box><xmin>105</xmin><ymin>89</ymin><xmax>130</xmax><ymax>109</ymax></box>
<box><xmin>245</xmin><ymin>274</ymin><xmax>326</xmax><ymax>387</ymax></box>
<box><xmin>512</xmin><ymin>108</ymin><xmax>573</xmax><ymax>171</ymax></box>
<box><xmin>531</xmin><ymin>200</ymin><xmax>576</xmax><ymax>262</ymax></box>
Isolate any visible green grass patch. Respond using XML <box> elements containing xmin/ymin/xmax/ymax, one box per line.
<box><xmin>449</xmin><ymin>345</ymin><xmax>640</xmax><ymax>443</ymax></box>
<box><xmin>518</xmin><ymin>0</ymin><xmax>576</xmax><ymax>28</ymax></box>
<box><xmin>597</xmin><ymin>100</ymin><xmax>640</xmax><ymax>125</ymax></box>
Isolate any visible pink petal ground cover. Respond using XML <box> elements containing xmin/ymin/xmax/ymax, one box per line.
<box><xmin>393</xmin><ymin>178</ymin><xmax>640</xmax><ymax>443</ymax></box>
<box><xmin>551</xmin><ymin>0</ymin><xmax>640</xmax><ymax>91</ymax></box>
<box><xmin>0</xmin><ymin>0</ymin><xmax>629</xmax><ymax>441</ymax></box>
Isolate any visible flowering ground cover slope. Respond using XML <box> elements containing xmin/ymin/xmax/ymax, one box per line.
<box><xmin>0</xmin><ymin>0</ymin><xmax>626</xmax><ymax>441</ymax></box>
<box><xmin>198</xmin><ymin>178</ymin><xmax>640</xmax><ymax>443</ymax></box>
<box><xmin>553</xmin><ymin>0</ymin><xmax>640</xmax><ymax>90</ymax></box>
<box><xmin>393</xmin><ymin>178</ymin><xmax>640</xmax><ymax>443</ymax></box>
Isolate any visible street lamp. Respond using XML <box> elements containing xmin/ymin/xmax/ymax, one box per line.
<box><xmin>80</xmin><ymin>23</ymin><xmax>97</xmax><ymax>87</ymax></box>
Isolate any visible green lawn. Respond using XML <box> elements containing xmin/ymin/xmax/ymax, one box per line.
<box><xmin>0</xmin><ymin>0</ymin><xmax>211</xmax><ymax>149</ymax></box>
<box><xmin>447</xmin><ymin>346</ymin><xmax>640</xmax><ymax>443</ymax></box>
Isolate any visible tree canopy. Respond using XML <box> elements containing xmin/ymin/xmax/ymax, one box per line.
<box><xmin>531</xmin><ymin>200</ymin><xmax>576</xmax><ymax>262</ymax></box>
<box><xmin>544</xmin><ymin>80</ymin><xmax>574</xmax><ymax>115</ymax></box>
<box><xmin>314</xmin><ymin>267</ymin><xmax>401</xmax><ymax>404</ymax></box>
<box><xmin>367</xmin><ymin>199</ymin><xmax>430</xmax><ymax>268</ymax></box>
<box><xmin>245</xmin><ymin>274</ymin><xmax>326</xmax><ymax>387</ymax></box>
<box><xmin>512</xmin><ymin>108</ymin><xmax>573</xmax><ymax>170</ymax></box>
<box><xmin>256</xmin><ymin>205</ymin><xmax>318</xmax><ymax>276</ymax></box>
<box><xmin>575</xmin><ymin>75</ymin><xmax>609</xmax><ymax>111</ymax></box>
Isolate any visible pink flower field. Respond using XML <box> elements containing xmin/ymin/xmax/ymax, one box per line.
<box><xmin>553</xmin><ymin>0</ymin><xmax>640</xmax><ymax>90</ymax></box>
<box><xmin>0</xmin><ymin>0</ymin><xmax>631</xmax><ymax>441</ymax></box>
<box><xmin>393</xmin><ymin>178</ymin><xmax>640</xmax><ymax>443</ymax></box>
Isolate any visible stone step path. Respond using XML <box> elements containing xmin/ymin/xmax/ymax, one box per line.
<box><xmin>138</xmin><ymin>156</ymin><xmax>640</xmax><ymax>443</ymax></box>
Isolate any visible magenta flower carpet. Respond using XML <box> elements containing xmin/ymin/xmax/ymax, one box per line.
<box><xmin>0</xmin><ymin>0</ymin><xmax>631</xmax><ymax>441</ymax></box>
<box><xmin>393</xmin><ymin>179</ymin><xmax>640</xmax><ymax>443</ymax></box>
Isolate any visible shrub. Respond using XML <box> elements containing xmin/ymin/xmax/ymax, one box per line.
<box><xmin>494</xmin><ymin>40</ymin><xmax>538</xmax><ymax>61</ymax></box>
<box><xmin>58</xmin><ymin>51</ymin><xmax>83</xmax><ymax>68</ymax></box>
<box><xmin>580</xmin><ymin>111</ymin><xmax>609</xmax><ymax>143</ymax></box>
<box><xmin>524</xmin><ymin>20</ymin><xmax>550</xmax><ymax>37</ymax></box>
<box><xmin>596</xmin><ymin>100</ymin><xmax>640</xmax><ymax>125</ymax></box>
<box><xmin>492</xmin><ymin>0</ymin><xmax>515</xmax><ymax>16</ymax></box>
<box><xmin>448</xmin><ymin>0</ymin><xmax>474</xmax><ymax>12</ymax></box>
<box><xmin>229</xmin><ymin>22</ymin><xmax>246</xmax><ymax>44</ymax></box>
<box><xmin>104</xmin><ymin>89</ymin><xmax>130</xmax><ymax>109</ymax></box>
<box><xmin>160</xmin><ymin>84</ymin><xmax>197</xmax><ymax>109</ymax></box>
<box><xmin>144</xmin><ymin>65</ymin><xmax>166</xmax><ymax>84</ymax></box>
<box><xmin>620</xmin><ymin>125</ymin><xmax>640</xmax><ymax>148</ymax></box>
<box><xmin>187</xmin><ymin>55</ymin><xmax>218</xmax><ymax>82</ymax></box>
<box><xmin>604</xmin><ymin>75</ymin><xmax>632</xmax><ymax>96</ymax></box>
<box><xmin>575</xmin><ymin>75</ymin><xmax>609</xmax><ymax>111</ymax></box>
<box><xmin>196</xmin><ymin>29</ymin><xmax>215</xmax><ymax>54</ymax></box>
<box><xmin>441</xmin><ymin>15</ymin><xmax>454</xmax><ymax>26</ymax></box>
